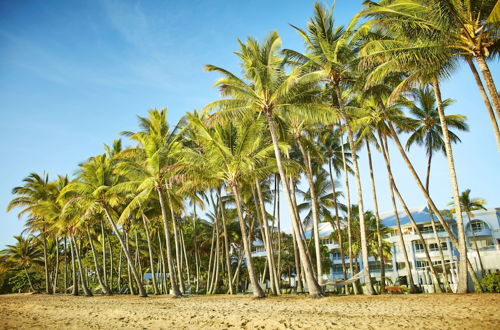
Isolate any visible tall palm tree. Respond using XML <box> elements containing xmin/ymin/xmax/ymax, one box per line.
<box><xmin>204</xmin><ymin>31</ymin><xmax>328</xmax><ymax>297</ymax></box>
<box><xmin>449</xmin><ymin>189</ymin><xmax>488</xmax><ymax>275</ymax></box>
<box><xmin>406</xmin><ymin>85</ymin><xmax>468</xmax><ymax>291</ymax></box>
<box><xmin>286</xmin><ymin>2</ymin><xmax>377</xmax><ymax>294</ymax></box>
<box><xmin>1</xmin><ymin>235</ymin><xmax>42</xmax><ymax>292</ymax></box>
<box><xmin>7</xmin><ymin>172</ymin><xmax>54</xmax><ymax>294</ymax></box>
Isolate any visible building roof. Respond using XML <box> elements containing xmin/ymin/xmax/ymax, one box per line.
<box><xmin>380</xmin><ymin>206</ymin><xmax>438</xmax><ymax>227</ymax></box>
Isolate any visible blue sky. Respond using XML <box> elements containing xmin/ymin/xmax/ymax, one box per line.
<box><xmin>1</xmin><ymin>0</ymin><xmax>499</xmax><ymax>248</ymax></box>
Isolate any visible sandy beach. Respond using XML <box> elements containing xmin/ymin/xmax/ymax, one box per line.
<box><xmin>0</xmin><ymin>293</ymin><xmax>498</xmax><ymax>329</ymax></box>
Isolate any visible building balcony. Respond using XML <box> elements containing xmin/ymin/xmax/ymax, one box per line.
<box><xmin>467</xmin><ymin>228</ymin><xmax>492</xmax><ymax>237</ymax></box>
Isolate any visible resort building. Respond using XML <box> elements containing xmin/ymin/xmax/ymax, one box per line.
<box><xmin>252</xmin><ymin>206</ymin><xmax>500</xmax><ymax>292</ymax></box>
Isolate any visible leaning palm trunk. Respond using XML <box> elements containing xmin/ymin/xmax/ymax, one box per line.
<box><xmin>466</xmin><ymin>57</ymin><xmax>500</xmax><ymax>152</ymax></box>
<box><xmin>254</xmin><ymin>181</ymin><xmax>279</xmax><ymax>295</ymax></box>
<box><xmin>52</xmin><ymin>237</ymin><xmax>59</xmax><ymax>293</ymax></box>
<box><xmin>475</xmin><ymin>56</ymin><xmax>500</xmax><ymax>121</ymax></box>
<box><xmin>103</xmin><ymin>207</ymin><xmax>147</xmax><ymax>297</ymax></box>
<box><xmin>142</xmin><ymin>214</ymin><xmax>159</xmax><ymax>294</ymax></box>
<box><xmin>432</xmin><ymin>77</ymin><xmax>468</xmax><ymax>293</ymax></box>
<box><xmin>381</xmin><ymin>105</ymin><xmax>483</xmax><ymax>292</ymax></box>
<box><xmin>265</xmin><ymin>112</ymin><xmax>323</xmax><ymax>297</ymax></box>
<box><xmin>335</xmin><ymin>84</ymin><xmax>375</xmax><ymax>295</ymax></box>
<box><xmin>231</xmin><ymin>183</ymin><xmax>265</xmax><ymax>298</ymax></box>
<box><xmin>380</xmin><ymin>133</ymin><xmax>416</xmax><ymax>292</ymax></box>
<box><xmin>215</xmin><ymin>188</ymin><xmax>233</xmax><ymax>294</ymax></box>
<box><xmin>156</xmin><ymin>189</ymin><xmax>181</xmax><ymax>297</ymax></box>
<box><xmin>73</xmin><ymin>237</ymin><xmax>92</xmax><ymax>296</ymax></box>
<box><xmin>23</xmin><ymin>266</ymin><xmax>36</xmax><ymax>292</ymax></box>
<box><xmin>100</xmin><ymin>220</ymin><xmax>108</xmax><ymax>288</ymax></box>
<box><xmin>466</xmin><ymin>213</ymin><xmax>485</xmax><ymax>276</ymax></box>
<box><xmin>297</xmin><ymin>140</ymin><xmax>323</xmax><ymax>282</ymax></box>
<box><xmin>381</xmin><ymin>135</ymin><xmax>442</xmax><ymax>293</ymax></box>
<box><xmin>168</xmin><ymin>199</ymin><xmax>185</xmax><ymax>294</ymax></box>
<box><xmin>425</xmin><ymin>152</ymin><xmax>452</xmax><ymax>292</ymax></box>
<box><xmin>366</xmin><ymin>143</ymin><xmax>385</xmax><ymax>293</ymax></box>
<box><xmin>86</xmin><ymin>226</ymin><xmax>111</xmax><ymax>295</ymax></box>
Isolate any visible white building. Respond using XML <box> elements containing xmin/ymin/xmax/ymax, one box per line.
<box><xmin>253</xmin><ymin>206</ymin><xmax>500</xmax><ymax>292</ymax></box>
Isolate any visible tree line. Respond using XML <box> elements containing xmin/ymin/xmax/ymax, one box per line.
<box><xmin>2</xmin><ymin>0</ymin><xmax>499</xmax><ymax>298</ymax></box>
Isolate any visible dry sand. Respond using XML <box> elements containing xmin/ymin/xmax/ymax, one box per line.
<box><xmin>0</xmin><ymin>293</ymin><xmax>498</xmax><ymax>329</ymax></box>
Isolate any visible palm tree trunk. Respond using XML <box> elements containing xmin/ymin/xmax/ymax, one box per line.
<box><xmin>467</xmin><ymin>214</ymin><xmax>485</xmax><ymax>276</ymax></box>
<box><xmin>142</xmin><ymin>214</ymin><xmax>159</xmax><ymax>294</ymax></box>
<box><xmin>167</xmin><ymin>195</ymin><xmax>185</xmax><ymax>294</ymax></box>
<box><xmin>335</xmin><ymin>84</ymin><xmax>375</xmax><ymax>295</ymax></box>
<box><xmin>215</xmin><ymin>188</ymin><xmax>233</xmax><ymax>294</ymax></box>
<box><xmin>254</xmin><ymin>180</ymin><xmax>279</xmax><ymax>295</ymax></box>
<box><xmin>52</xmin><ymin>237</ymin><xmax>59</xmax><ymax>294</ymax></box>
<box><xmin>264</xmin><ymin>112</ymin><xmax>323</xmax><ymax>298</ymax></box>
<box><xmin>340</xmin><ymin>131</ymin><xmax>356</xmax><ymax>295</ymax></box>
<box><xmin>108</xmin><ymin>236</ymin><xmax>114</xmax><ymax>292</ymax></box>
<box><xmin>381</xmin><ymin>104</ymin><xmax>483</xmax><ymax>292</ymax></box>
<box><xmin>156</xmin><ymin>188</ymin><xmax>181</xmax><ymax>297</ymax></box>
<box><xmin>102</xmin><ymin>207</ymin><xmax>147</xmax><ymax>297</ymax></box>
<box><xmin>328</xmin><ymin>159</ymin><xmax>348</xmax><ymax>291</ymax></box>
<box><xmin>86</xmin><ymin>225</ymin><xmax>111</xmax><ymax>295</ymax></box>
<box><xmin>117</xmin><ymin>247</ymin><xmax>122</xmax><ymax>293</ymax></box>
<box><xmin>100</xmin><ymin>220</ymin><xmax>108</xmax><ymax>288</ymax></box>
<box><xmin>379</xmin><ymin>133</ymin><xmax>416</xmax><ymax>292</ymax></box>
<box><xmin>63</xmin><ymin>236</ymin><xmax>68</xmax><ymax>293</ymax></box>
<box><xmin>180</xmin><ymin>227</ymin><xmax>191</xmax><ymax>288</ymax></box>
<box><xmin>70</xmin><ymin>237</ymin><xmax>79</xmax><ymax>295</ymax></box>
<box><xmin>297</xmin><ymin>139</ymin><xmax>323</xmax><ymax>283</ymax></box>
<box><xmin>466</xmin><ymin>57</ymin><xmax>500</xmax><ymax>152</ymax></box>
<box><xmin>73</xmin><ymin>237</ymin><xmax>92</xmax><ymax>296</ymax></box>
<box><xmin>23</xmin><ymin>266</ymin><xmax>36</xmax><ymax>292</ymax></box>
<box><xmin>157</xmin><ymin>230</ymin><xmax>167</xmax><ymax>294</ymax></box>
<box><xmin>475</xmin><ymin>56</ymin><xmax>500</xmax><ymax>121</ymax></box>
<box><xmin>231</xmin><ymin>183</ymin><xmax>265</xmax><ymax>298</ymax></box>
<box><xmin>425</xmin><ymin>151</ymin><xmax>452</xmax><ymax>292</ymax></box>
<box><xmin>366</xmin><ymin>142</ymin><xmax>385</xmax><ymax>293</ymax></box>
<box><xmin>432</xmin><ymin>77</ymin><xmax>468</xmax><ymax>293</ymax></box>
<box><xmin>41</xmin><ymin>231</ymin><xmax>52</xmax><ymax>294</ymax></box>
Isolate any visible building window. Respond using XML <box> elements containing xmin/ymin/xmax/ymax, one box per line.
<box><xmin>414</xmin><ymin>242</ymin><xmax>425</xmax><ymax>252</ymax></box>
<box><xmin>416</xmin><ymin>260</ymin><xmax>429</xmax><ymax>268</ymax></box>
<box><xmin>469</xmin><ymin>220</ymin><xmax>488</xmax><ymax>233</ymax></box>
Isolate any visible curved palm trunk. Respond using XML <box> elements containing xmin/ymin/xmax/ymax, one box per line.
<box><xmin>52</xmin><ymin>237</ymin><xmax>59</xmax><ymax>294</ymax></box>
<box><xmin>297</xmin><ymin>139</ymin><xmax>323</xmax><ymax>282</ymax></box>
<box><xmin>265</xmin><ymin>112</ymin><xmax>323</xmax><ymax>298</ymax></box>
<box><xmin>103</xmin><ymin>208</ymin><xmax>147</xmax><ymax>297</ymax></box>
<box><xmin>23</xmin><ymin>266</ymin><xmax>36</xmax><ymax>292</ymax></box>
<box><xmin>254</xmin><ymin>181</ymin><xmax>279</xmax><ymax>295</ymax></box>
<box><xmin>215</xmin><ymin>188</ymin><xmax>234</xmax><ymax>295</ymax></box>
<box><xmin>379</xmin><ymin>134</ymin><xmax>416</xmax><ymax>292</ymax></box>
<box><xmin>475</xmin><ymin>56</ymin><xmax>500</xmax><ymax>121</ymax></box>
<box><xmin>381</xmin><ymin>104</ymin><xmax>483</xmax><ymax>292</ymax></box>
<box><xmin>466</xmin><ymin>57</ymin><xmax>500</xmax><ymax>152</ymax></box>
<box><xmin>366</xmin><ymin>142</ymin><xmax>385</xmax><ymax>293</ymax></box>
<box><xmin>72</xmin><ymin>237</ymin><xmax>92</xmax><ymax>296</ymax></box>
<box><xmin>231</xmin><ymin>183</ymin><xmax>265</xmax><ymax>298</ymax></box>
<box><xmin>328</xmin><ymin>159</ymin><xmax>347</xmax><ymax>290</ymax></box>
<box><xmin>335</xmin><ymin>84</ymin><xmax>375</xmax><ymax>295</ymax></box>
<box><xmin>156</xmin><ymin>189</ymin><xmax>181</xmax><ymax>297</ymax></box>
<box><xmin>86</xmin><ymin>226</ymin><xmax>111</xmax><ymax>295</ymax></box>
<box><xmin>142</xmin><ymin>214</ymin><xmax>159</xmax><ymax>295</ymax></box>
<box><xmin>340</xmin><ymin>131</ymin><xmax>356</xmax><ymax>294</ymax></box>
<box><xmin>425</xmin><ymin>152</ymin><xmax>452</xmax><ymax>292</ymax></box>
<box><xmin>432</xmin><ymin>77</ymin><xmax>468</xmax><ymax>293</ymax></box>
<box><xmin>466</xmin><ymin>213</ymin><xmax>485</xmax><ymax>276</ymax></box>
<box><xmin>168</xmin><ymin>201</ymin><xmax>185</xmax><ymax>294</ymax></box>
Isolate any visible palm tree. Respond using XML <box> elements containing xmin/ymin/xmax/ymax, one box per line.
<box><xmin>185</xmin><ymin>113</ymin><xmax>271</xmax><ymax>298</ymax></box>
<box><xmin>60</xmin><ymin>155</ymin><xmax>147</xmax><ymax>297</ymax></box>
<box><xmin>449</xmin><ymin>189</ymin><xmax>488</xmax><ymax>276</ymax></box>
<box><xmin>1</xmin><ymin>235</ymin><xmax>42</xmax><ymax>292</ymax></box>
<box><xmin>116</xmin><ymin>109</ymin><xmax>185</xmax><ymax>297</ymax></box>
<box><xmin>286</xmin><ymin>2</ymin><xmax>377</xmax><ymax>294</ymax></box>
<box><xmin>7</xmin><ymin>172</ymin><xmax>54</xmax><ymax>294</ymax></box>
<box><xmin>406</xmin><ymin>85</ymin><xmax>468</xmax><ymax>291</ymax></box>
<box><xmin>204</xmin><ymin>31</ymin><xmax>328</xmax><ymax>297</ymax></box>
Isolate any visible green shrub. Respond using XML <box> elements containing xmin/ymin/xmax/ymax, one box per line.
<box><xmin>480</xmin><ymin>273</ymin><xmax>500</xmax><ymax>293</ymax></box>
